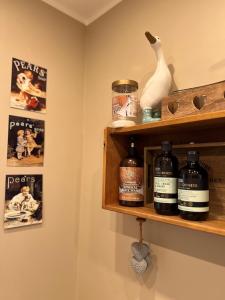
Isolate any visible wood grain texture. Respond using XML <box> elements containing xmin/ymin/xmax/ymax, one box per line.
<box><xmin>104</xmin><ymin>203</ymin><xmax>225</xmax><ymax>237</ymax></box>
<box><xmin>162</xmin><ymin>80</ymin><xmax>225</xmax><ymax>120</ymax></box>
<box><xmin>109</xmin><ymin>110</ymin><xmax>225</xmax><ymax>135</ymax></box>
<box><xmin>102</xmin><ymin>129</ymin><xmax>128</xmax><ymax>207</ymax></box>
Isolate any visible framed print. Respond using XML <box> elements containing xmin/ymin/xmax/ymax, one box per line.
<box><xmin>4</xmin><ymin>175</ymin><xmax>43</xmax><ymax>229</ymax></box>
<box><xmin>7</xmin><ymin>115</ymin><xmax>45</xmax><ymax>167</ymax></box>
<box><xmin>10</xmin><ymin>58</ymin><xmax>47</xmax><ymax>113</ymax></box>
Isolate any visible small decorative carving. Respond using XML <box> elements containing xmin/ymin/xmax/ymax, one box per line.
<box><xmin>168</xmin><ymin>101</ymin><xmax>179</xmax><ymax>114</ymax></box>
<box><xmin>193</xmin><ymin>95</ymin><xmax>206</xmax><ymax>110</ymax></box>
<box><xmin>162</xmin><ymin>81</ymin><xmax>225</xmax><ymax>120</ymax></box>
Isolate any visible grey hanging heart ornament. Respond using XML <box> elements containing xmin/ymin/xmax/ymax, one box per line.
<box><xmin>131</xmin><ymin>242</ymin><xmax>149</xmax><ymax>261</ymax></box>
<box><xmin>130</xmin><ymin>256</ymin><xmax>148</xmax><ymax>274</ymax></box>
<box><xmin>145</xmin><ymin>253</ymin><xmax>151</xmax><ymax>266</ymax></box>
<box><xmin>130</xmin><ymin>218</ymin><xmax>151</xmax><ymax>274</ymax></box>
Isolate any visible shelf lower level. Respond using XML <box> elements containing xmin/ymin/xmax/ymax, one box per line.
<box><xmin>104</xmin><ymin>203</ymin><xmax>225</xmax><ymax>237</ymax></box>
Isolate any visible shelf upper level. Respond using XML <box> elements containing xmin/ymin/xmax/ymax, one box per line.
<box><xmin>109</xmin><ymin>111</ymin><xmax>225</xmax><ymax>135</ymax></box>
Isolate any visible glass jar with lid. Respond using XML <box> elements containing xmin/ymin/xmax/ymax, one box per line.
<box><xmin>112</xmin><ymin>79</ymin><xmax>139</xmax><ymax>128</ymax></box>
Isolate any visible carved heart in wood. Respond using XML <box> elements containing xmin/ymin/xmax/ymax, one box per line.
<box><xmin>193</xmin><ymin>95</ymin><xmax>206</xmax><ymax>110</ymax></box>
<box><xmin>168</xmin><ymin>101</ymin><xmax>179</xmax><ymax>115</ymax></box>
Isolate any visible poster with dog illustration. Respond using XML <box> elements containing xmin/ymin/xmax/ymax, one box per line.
<box><xmin>10</xmin><ymin>58</ymin><xmax>47</xmax><ymax>113</ymax></box>
<box><xmin>7</xmin><ymin>115</ymin><xmax>45</xmax><ymax>167</ymax></box>
<box><xmin>4</xmin><ymin>174</ymin><xmax>43</xmax><ymax>229</ymax></box>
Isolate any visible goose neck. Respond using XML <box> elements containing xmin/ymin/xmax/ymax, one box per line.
<box><xmin>155</xmin><ymin>47</ymin><xmax>166</xmax><ymax>65</ymax></box>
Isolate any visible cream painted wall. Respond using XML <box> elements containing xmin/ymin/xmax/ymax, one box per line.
<box><xmin>77</xmin><ymin>0</ymin><xmax>225</xmax><ymax>300</ymax></box>
<box><xmin>1</xmin><ymin>1</ymin><xmax>225</xmax><ymax>300</ymax></box>
<box><xmin>0</xmin><ymin>1</ymin><xmax>85</xmax><ymax>299</ymax></box>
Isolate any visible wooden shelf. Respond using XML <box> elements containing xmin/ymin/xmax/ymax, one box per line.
<box><xmin>103</xmin><ymin>111</ymin><xmax>225</xmax><ymax>238</ymax></box>
<box><xmin>110</xmin><ymin>111</ymin><xmax>225</xmax><ymax>135</ymax></box>
<box><xmin>104</xmin><ymin>203</ymin><xmax>225</xmax><ymax>237</ymax></box>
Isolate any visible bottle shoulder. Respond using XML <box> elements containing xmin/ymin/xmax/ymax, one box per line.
<box><xmin>179</xmin><ymin>164</ymin><xmax>208</xmax><ymax>189</ymax></box>
<box><xmin>155</xmin><ymin>152</ymin><xmax>178</xmax><ymax>163</ymax></box>
<box><xmin>179</xmin><ymin>164</ymin><xmax>208</xmax><ymax>176</ymax></box>
<box><xmin>154</xmin><ymin>152</ymin><xmax>179</xmax><ymax>174</ymax></box>
<box><xmin>120</xmin><ymin>157</ymin><xmax>143</xmax><ymax>167</ymax></box>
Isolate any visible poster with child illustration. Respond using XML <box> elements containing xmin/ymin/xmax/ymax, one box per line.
<box><xmin>7</xmin><ymin>115</ymin><xmax>45</xmax><ymax>167</ymax></box>
<box><xmin>10</xmin><ymin>58</ymin><xmax>47</xmax><ymax>113</ymax></box>
<box><xmin>4</xmin><ymin>175</ymin><xmax>43</xmax><ymax>229</ymax></box>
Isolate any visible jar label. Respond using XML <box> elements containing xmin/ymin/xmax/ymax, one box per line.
<box><xmin>178</xmin><ymin>205</ymin><xmax>209</xmax><ymax>212</ymax></box>
<box><xmin>155</xmin><ymin>168</ymin><xmax>174</xmax><ymax>177</ymax></box>
<box><xmin>178</xmin><ymin>189</ymin><xmax>209</xmax><ymax>202</ymax></box>
<box><xmin>154</xmin><ymin>177</ymin><xmax>177</xmax><ymax>204</ymax></box>
<box><xmin>112</xmin><ymin>95</ymin><xmax>138</xmax><ymax>119</ymax></box>
<box><xmin>154</xmin><ymin>197</ymin><xmax>177</xmax><ymax>204</ymax></box>
<box><xmin>154</xmin><ymin>177</ymin><xmax>177</xmax><ymax>194</ymax></box>
<box><xmin>178</xmin><ymin>189</ymin><xmax>209</xmax><ymax>212</ymax></box>
<box><xmin>119</xmin><ymin>167</ymin><xmax>144</xmax><ymax>201</ymax></box>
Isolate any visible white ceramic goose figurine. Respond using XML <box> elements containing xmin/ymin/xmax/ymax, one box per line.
<box><xmin>140</xmin><ymin>32</ymin><xmax>172</xmax><ymax>122</ymax></box>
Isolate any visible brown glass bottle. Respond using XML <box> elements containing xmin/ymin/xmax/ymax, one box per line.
<box><xmin>119</xmin><ymin>137</ymin><xmax>144</xmax><ymax>207</ymax></box>
<box><xmin>178</xmin><ymin>151</ymin><xmax>209</xmax><ymax>221</ymax></box>
<box><xmin>154</xmin><ymin>141</ymin><xmax>179</xmax><ymax>215</ymax></box>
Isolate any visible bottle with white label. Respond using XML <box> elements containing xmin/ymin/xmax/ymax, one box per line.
<box><xmin>154</xmin><ymin>141</ymin><xmax>179</xmax><ymax>215</ymax></box>
<box><xmin>119</xmin><ymin>137</ymin><xmax>144</xmax><ymax>207</ymax></box>
<box><xmin>178</xmin><ymin>151</ymin><xmax>209</xmax><ymax>221</ymax></box>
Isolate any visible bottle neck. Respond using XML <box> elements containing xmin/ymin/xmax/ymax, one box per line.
<box><xmin>128</xmin><ymin>142</ymin><xmax>136</xmax><ymax>157</ymax></box>
<box><xmin>162</xmin><ymin>150</ymin><xmax>171</xmax><ymax>155</ymax></box>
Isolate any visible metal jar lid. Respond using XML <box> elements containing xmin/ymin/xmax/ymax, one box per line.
<box><xmin>112</xmin><ymin>79</ymin><xmax>138</xmax><ymax>93</ymax></box>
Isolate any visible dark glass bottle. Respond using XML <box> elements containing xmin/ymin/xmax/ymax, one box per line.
<box><xmin>119</xmin><ymin>137</ymin><xmax>144</xmax><ymax>207</ymax></box>
<box><xmin>154</xmin><ymin>141</ymin><xmax>179</xmax><ymax>215</ymax></box>
<box><xmin>178</xmin><ymin>151</ymin><xmax>209</xmax><ymax>221</ymax></box>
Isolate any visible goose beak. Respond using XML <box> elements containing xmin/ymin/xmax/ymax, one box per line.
<box><xmin>145</xmin><ymin>32</ymin><xmax>157</xmax><ymax>44</ymax></box>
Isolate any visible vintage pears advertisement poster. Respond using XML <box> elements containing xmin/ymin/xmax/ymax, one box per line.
<box><xmin>10</xmin><ymin>58</ymin><xmax>47</xmax><ymax>113</ymax></box>
<box><xmin>4</xmin><ymin>175</ymin><xmax>43</xmax><ymax>229</ymax></box>
<box><xmin>7</xmin><ymin>115</ymin><xmax>45</xmax><ymax>167</ymax></box>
